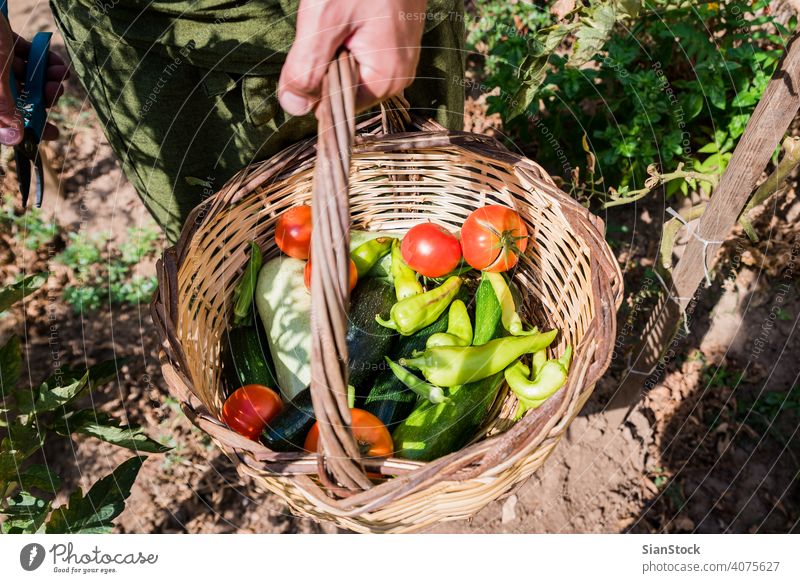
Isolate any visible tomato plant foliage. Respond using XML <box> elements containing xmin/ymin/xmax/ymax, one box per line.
<box><xmin>0</xmin><ymin>274</ymin><xmax>168</xmax><ymax>533</ymax></box>
<box><xmin>468</xmin><ymin>0</ymin><xmax>792</xmax><ymax>203</ymax></box>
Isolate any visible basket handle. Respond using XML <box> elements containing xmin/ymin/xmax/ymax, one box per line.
<box><xmin>308</xmin><ymin>51</ymin><xmax>373</xmax><ymax>493</ymax></box>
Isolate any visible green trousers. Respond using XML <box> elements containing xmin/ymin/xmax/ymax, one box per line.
<box><xmin>48</xmin><ymin>0</ymin><xmax>465</xmax><ymax>242</ymax></box>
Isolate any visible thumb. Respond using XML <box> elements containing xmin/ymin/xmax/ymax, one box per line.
<box><xmin>278</xmin><ymin>2</ymin><xmax>351</xmax><ymax>116</ymax></box>
<box><xmin>0</xmin><ymin>17</ymin><xmax>22</xmax><ymax>145</ymax></box>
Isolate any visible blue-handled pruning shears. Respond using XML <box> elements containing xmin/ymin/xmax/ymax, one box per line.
<box><xmin>1</xmin><ymin>0</ymin><xmax>52</xmax><ymax>208</ymax></box>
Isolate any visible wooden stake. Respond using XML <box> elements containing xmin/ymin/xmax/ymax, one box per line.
<box><xmin>606</xmin><ymin>32</ymin><xmax>800</xmax><ymax>424</ymax></box>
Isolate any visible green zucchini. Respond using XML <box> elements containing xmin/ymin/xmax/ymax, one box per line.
<box><xmin>392</xmin><ymin>273</ymin><xmax>506</xmax><ymax>461</ymax></box>
<box><xmin>261</xmin><ymin>387</ymin><xmax>314</xmax><ymax>451</ymax></box>
<box><xmin>221</xmin><ymin>325</ymin><xmax>279</xmax><ymax>394</ymax></box>
<box><xmin>347</xmin><ymin>277</ymin><xmax>398</xmax><ymax>394</ymax></box>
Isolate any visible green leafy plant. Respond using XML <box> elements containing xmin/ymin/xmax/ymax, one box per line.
<box><xmin>56</xmin><ymin>226</ymin><xmax>160</xmax><ymax>313</ymax></box>
<box><xmin>468</xmin><ymin>0</ymin><xmax>791</xmax><ymax>205</ymax></box>
<box><xmin>0</xmin><ymin>202</ymin><xmax>59</xmax><ymax>251</ymax></box>
<box><xmin>0</xmin><ymin>273</ymin><xmax>168</xmax><ymax>533</ymax></box>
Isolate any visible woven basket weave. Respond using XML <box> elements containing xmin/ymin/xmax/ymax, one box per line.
<box><xmin>152</xmin><ymin>54</ymin><xmax>623</xmax><ymax>533</ymax></box>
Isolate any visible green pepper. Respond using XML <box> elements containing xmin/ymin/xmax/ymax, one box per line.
<box><xmin>400</xmin><ymin>329</ymin><xmax>557</xmax><ymax>387</ymax></box>
<box><xmin>507</xmin><ymin>345</ymin><xmax>572</xmax><ymax>420</ymax></box>
<box><xmin>376</xmin><ymin>276</ymin><xmax>462</xmax><ymax>336</ymax></box>
<box><xmin>232</xmin><ymin>241</ymin><xmax>262</xmax><ymax>327</ymax></box>
<box><xmin>485</xmin><ymin>272</ymin><xmax>537</xmax><ymax>336</ymax></box>
<box><xmin>557</xmin><ymin>345</ymin><xmax>573</xmax><ymax>369</ymax></box>
<box><xmin>531</xmin><ymin>349</ymin><xmax>547</xmax><ymax>378</ymax></box>
<box><xmin>426</xmin><ymin>299</ymin><xmax>473</xmax><ymax>348</ymax></box>
<box><xmin>390</xmin><ymin>239</ymin><xmax>423</xmax><ymax>300</ymax></box>
<box><xmin>506</xmin><ymin>360</ymin><xmax>567</xmax><ymax>420</ymax></box>
<box><xmin>351</xmin><ymin>237</ymin><xmax>393</xmax><ymax>278</ymax></box>
<box><xmin>384</xmin><ymin>357</ymin><xmax>448</xmax><ymax>404</ymax></box>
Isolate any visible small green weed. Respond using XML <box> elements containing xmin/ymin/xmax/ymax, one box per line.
<box><xmin>56</xmin><ymin>226</ymin><xmax>160</xmax><ymax>313</ymax></box>
<box><xmin>0</xmin><ymin>202</ymin><xmax>59</xmax><ymax>251</ymax></box>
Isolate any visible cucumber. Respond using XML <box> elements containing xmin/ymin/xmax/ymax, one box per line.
<box><xmin>471</xmin><ymin>275</ymin><xmax>504</xmax><ymax>345</ymax></box>
<box><xmin>347</xmin><ymin>277</ymin><xmax>398</xmax><ymax>394</ymax></box>
<box><xmin>261</xmin><ymin>387</ymin><xmax>314</xmax><ymax>451</ymax></box>
<box><xmin>221</xmin><ymin>325</ymin><xmax>279</xmax><ymax>394</ymax></box>
<box><xmin>392</xmin><ymin>274</ymin><xmax>506</xmax><ymax>461</ymax></box>
<box><xmin>362</xmin><ymin>286</ymin><xmax>470</xmax><ymax>428</ymax></box>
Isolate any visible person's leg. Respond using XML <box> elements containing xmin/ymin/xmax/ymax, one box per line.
<box><xmin>48</xmin><ymin>0</ymin><xmax>464</xmax><ymax>241</ymax></box>
<box><xmin>49</xmin><ymin>0</ymin><xmax>318</xmax><ymax>242</ymax></box>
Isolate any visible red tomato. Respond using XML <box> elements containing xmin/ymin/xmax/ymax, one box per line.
<box><xmin>222</xmin><ymin>385</ymin><xmax>282</xmax><ymax>441</ymax></box>
<box><xmin>275</xmin><ymin>205</ymin><xmax>312</xmax><ymax>259</ymax></box>
<box><xmin>460</xmin><ymin>205</ymin><xmax>529</xmax><ymax>272</ymax></box>
<box><xmin>400</xmin><ymin>223</ymin><xmax>462</xmax><ymax>278</ymax></box>
<box><xmin>304</xmin><ymin>409</ymin><xmax>393</xmax><ymax>458</ymax></box>
<box><xmin>304</xmin><ymin>257</ymin><xmax>358</xmax><ymax>292</ymax></box>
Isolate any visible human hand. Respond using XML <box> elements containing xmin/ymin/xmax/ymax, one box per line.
<box><xmin>0</xmin><ymin>15</ymin><xmax>70</xmax><ymax>145</ymax></box>
<box><xmin>279</xmin><ymin>0</ymin><xmax>427</xmax><ymax>116</ymax></box>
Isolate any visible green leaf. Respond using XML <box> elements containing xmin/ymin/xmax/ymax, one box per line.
<box><xmin>53</xmin><ymin>409</ymin><xmax>171</xmax><ymax>454</ymax></box>
<box><xmin>0</xmin><ymin>335</ymin><xmax>22</xmax><ymax>395</ymax></box>
<box><xmin>697</xmin><ymin>141</ymin><xmax>721</xmax><ymax>154</ymax></box>
<box><xmin>615</xmin><ymin>0</ymin><xmax>642</xmax><ymax>18</ymax></box>
<box><xmin>17</xmin><ymin>372</ymin><xmax>90</xmax><ymax>414</ymax></box>
<box><xmin>1</xmin><ymin>422</ymin><xmax>45</xmax><ymax>461</ymax></box>
<box><xmin>45</xmin><ymin>456</ymin><xmax>144</xmax><ymax>534</ymax></box>
<box><xmin>1</xmin><ymin>491</ymin><xmax>51</xmax><ymax>534</ymax></box>
<box><xmin>569</xmin><ymin>4</ymin><xmax>617</xmax><ymax>67</ymax></box>
<box><xmin>708</xmin><ymin>83</ymin><xmax>727</xmax><ymax>110</ymax></box>
<box><xmin>0</xmin><ymin>272</ymin><xmax>48</xmax><ymax>313</ymax></box>
<box><xmin>17</xmin><ymin>357</ymin><xmax>128</xmax><ymax>415</ymax></box>
<box><xmin>508</xmin><ymin>25</ymin><xmax>572</xmax><ymax>120</ymax></box>
<box><xmin>0</xmin><ymin>449</ymin><xmax>23</xmax><ymax>483</ymax></box>
<box><xmin>680</xmin><ymin>92</ymin><xmax>704</xmax><ymax>121</ymax></box>
<box><xmin>19</xmin><ymin>464</ymin><xmax>61</xmax><ymax>493</ymax></box>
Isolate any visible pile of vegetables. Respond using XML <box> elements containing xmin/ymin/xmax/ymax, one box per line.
<box><xmin>219</xmin><ymin>204</ymin><xmax>572</xmax><ymax>467</ymax></box>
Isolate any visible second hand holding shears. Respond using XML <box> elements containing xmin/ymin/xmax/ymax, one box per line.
<box><xmin>1</xmin><ymin>0</ymin><xmax>52</xmax><ymax>208</ymax></box>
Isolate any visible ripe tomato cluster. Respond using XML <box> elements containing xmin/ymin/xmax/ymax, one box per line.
<box><xmin>400</xmin><ymin>205</ymin><xmax>528</xmax><ymax>276</ymax></box>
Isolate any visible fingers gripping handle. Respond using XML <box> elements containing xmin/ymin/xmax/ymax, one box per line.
<box><xmin>308</xmin><ymin>51</ymin><xmax>372</xmax><ymax>493</ymax></box>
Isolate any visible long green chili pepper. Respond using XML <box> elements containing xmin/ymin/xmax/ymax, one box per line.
<box><xmin>426</xmin><ymin>299</ymin><xmax>473</xmax><ymax>348</ymax></box>
<box><xmin>385</xmin><ymin>357</ymin><xmax>448</xmax><ymax>404</ymax></box>
<box><xmin>390</xmin><ymin>239</ymin><xmax>423</xmax><ymax>300</ymax></box>
<box><xmin>351</xmin><ymin>237</ymin><xmax>393</xmax><ymax>278</ymax></box>
<box><xmin>485</xmin><ymin>272</ymin><xmax>537</xmax><ymax>336</ymax></box>
<box><xmin>400</xmin><ymin>329</ymin><xmax>557</xmax><ymax>387</ymax></box>
<box><xmin>232</xmin><ymin>241</ymin><xmax>262</xmax><ymax>327</ymax></box>
<box><xmin>376</xmin><ymin>276</ymin><xmax>462</xmax><ymax>336</ymax></box>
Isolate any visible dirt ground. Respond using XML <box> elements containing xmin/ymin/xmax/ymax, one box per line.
<box><xmin>1</xmin><ymin>2</ymin><xmax>797</xmax><ymax>534</ymax></box>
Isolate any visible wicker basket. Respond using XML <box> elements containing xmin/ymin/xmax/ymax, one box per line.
<box><xmin>152</xmin><ymin>53</ymin><xmax>623</xmax><ymax>533</ymax></box>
